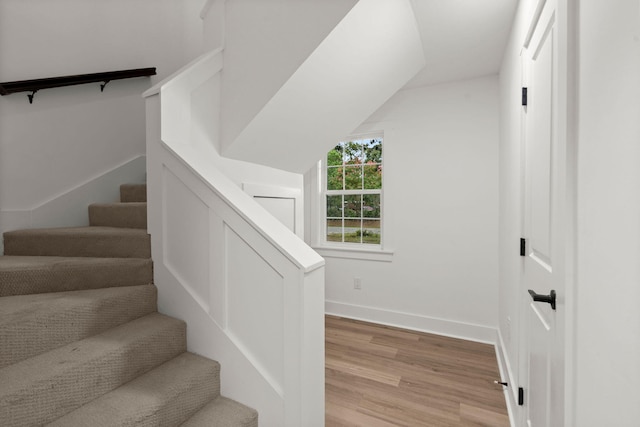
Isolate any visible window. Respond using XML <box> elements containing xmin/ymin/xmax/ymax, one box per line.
<box><xmin>324</xmin><ymin>137</ymin><xmax>382</xmax><ymax>245</ymax></box>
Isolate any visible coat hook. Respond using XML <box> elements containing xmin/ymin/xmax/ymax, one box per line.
<box><xmin>100</xmin><ymin>80</ymin><xmax>110</xmax><ymax>92</ymax></box>
<box><xmin>27</xmin><ymin>89</ymin><xmax>39</xmax><ymax>104</ymax></box>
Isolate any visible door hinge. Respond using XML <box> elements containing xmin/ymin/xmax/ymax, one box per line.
<box><xmin>520</xmin><ymin>238</ymin><xmax>526</xmax><ymax>256</ymax></box>
<box><xmin>518</xmin><ymin>387</ymin><xmax>525</xmax><ymax>406</ymax></box>
<box><xmin>522</xmin><ymin>87</ymin><xmax>528</xmax><ymax>106</ymax></box>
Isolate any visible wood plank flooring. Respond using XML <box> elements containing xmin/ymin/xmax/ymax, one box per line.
<box><xmin>325</xmin><ymin>316</ymin><xmax>510</xmax><ymax>427</ymax></box>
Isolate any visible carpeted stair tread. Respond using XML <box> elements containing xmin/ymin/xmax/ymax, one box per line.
<box><xmin>48</xmin><ymin>352</ymin><xmax>220</xmax><ymax>427</ymax></box>
<box><xmin>0</xmin><ymin>313</ymin><xmax>186</xmax><ymax>427</ymax></box>
<box><xmin>0</xmin><ymin>256</ymin><xmax>152</xmax><ymax>296</ymax></box>
<box><xmin>0</xmin><ymin>181</ymin><xmax>258</xmax><ymax>425</ymax></box>
<box><xmin>120</xmin><ymin>183</ymin><xmax>147</xmax><ymax>203</ymax></box>
<box><xmin>3</xmin><ymin>226</ymin><xmax>151</xmax><ymax>258</ymax></box>
<box><xmin>89</xmin><ymin>202</ymin><xmax>147</xmax><ymax>229</ymax></box>
<box><xmin>180</xmin><ymin>396</ymin><xmax>259</xmax><ymax>427</ymax></box>
<box><xmin>0</xmin><ymin>285</ymin><xmax>157</xmax><ymax>368</ymax></box>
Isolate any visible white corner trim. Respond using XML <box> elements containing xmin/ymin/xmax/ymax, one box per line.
<box><xmin>242</xmin><ymin>182</ymin><xmax>304</xmax><ymax>239</ymax></box>
<box><xmin>523</xmin><ymin>0</ymin><xmax>548</xmax><ymax>48</ymax></box>
<box><xmin>313</xmin><ymin>246</ymin><xmax>394</xmax><ymax>262</ymax></box>
<box><xmin>200</xmin><ymin>0</ymin><xmax>223</xmax><ymax>20</ymax></box>
<box><xmin>200</xmin><ymin>0</ymin><xmax>214</xmax><ymax>19</ymax></box>
<box><xmin>242</xmin><ymin>182</ymin><xmax>301</xmax><ymax>199</ymax></box>
<box><xmin>325</xmin><ymin>300</ymin><xmax>497</xmax><ymax>344</ymax></box>
<box><xmin>496</xmin><ymin>329</ymin><xmax>518</xmax><ymax>427</ymax></box>
<box><xmin>33</xmin><ymin>155</ymin><xmax>146</xmax><ymax>211</ymax></box>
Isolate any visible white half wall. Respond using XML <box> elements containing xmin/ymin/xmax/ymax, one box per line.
<box><xmin>145</xmin><ymin>48</ymin><xmax>327</xmax><ymax>420</ymax></box>
<box><xmin>310</xmin><ymin>75</ymin><xmax>500</xmax><ymax>343</ymax></box>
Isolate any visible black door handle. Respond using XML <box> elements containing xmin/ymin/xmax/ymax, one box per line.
<box><xmin>528</xmin><ymin>289</ymin><xmax>556</xmax><ymax>310</ymax></box>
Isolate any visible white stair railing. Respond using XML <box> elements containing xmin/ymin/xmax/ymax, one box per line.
<box><xmin>143</xmin><ymin>49</ymin><xmax>326</xmax><ymax>427</ymax></box>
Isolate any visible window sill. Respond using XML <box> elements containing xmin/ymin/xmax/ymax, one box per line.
<box><xmin>312</xmin><ymin>245</ymin><xmax>394</xmax><ymax>262</ymax></box>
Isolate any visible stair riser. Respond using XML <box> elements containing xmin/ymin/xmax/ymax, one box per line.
<box><xmin>0</xmin><ymin>257</ymin><xmax>153</xmax><ymax>297</ymax></box>
<box><xmin>0</xmin><ymin>285</ymin><xmax>157</xmax><ymax>368</ymax></box>
<box><xmin>3</xmin><ymin>231</ymin><xmax>151</xmax><ymax>258</ymax></box>
<box><xmin>89</xmin><ymin>203</ymin><xmax>147</xmax><ymax>229</ymax></box>
<box><xmin>181</xmin><ymin>397</ymin><xmax>259</xmax><ymax>427</ymax></box>
<box><xmin>120</xmin><ymin>184</ymin><xmax>147</xmax><ymax>203</ymax></box>
<box><xmin>0</xmin><ymin>315</ymin><xmax>185</xmax><ymax>427</ymax></box>
<box><xmin>48</xmin><ymin>353</ymin><xmax>221</xmax><ymax>427</ymax></box>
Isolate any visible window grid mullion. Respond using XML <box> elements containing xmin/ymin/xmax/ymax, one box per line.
<box><xmin>326</xmin><ymin>189</ymin><xmax>381</xmax><ymax>196</ymax></box>
<box><xmin>360</xmin><ymin>193</ymin><xmax>364</xmax><ymax>244</ymax></box>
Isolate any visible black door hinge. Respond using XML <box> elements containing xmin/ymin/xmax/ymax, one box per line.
<box><xmin>518</xmin><ymin>387</ymin><xmax>525</xmax><ymax>405</ymax></box>
<box><xmin>520</xmin><ymin>238</ymin><xmax>526</xmax><ymax>256</ymax></box>
<box><xmin>522</xmin><ymin>87</ymin><xmax>528</xmax><ymax>106</ymax></box>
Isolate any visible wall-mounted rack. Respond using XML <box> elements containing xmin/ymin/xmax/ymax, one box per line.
<box><xmin>0</xmin><ymin>67</ymin><xmax>156</xmax><ymax>103</ymax></box>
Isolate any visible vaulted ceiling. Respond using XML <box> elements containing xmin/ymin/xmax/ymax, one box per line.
<box><xmin>405</xmin><ymin>0</ymin><xmax>519</xmax><ymax>89</ymax></box>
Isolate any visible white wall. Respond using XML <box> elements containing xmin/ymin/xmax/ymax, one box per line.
<box><xmin>574</xmin><ymin>1</ymin><xmax>640</xmax><ymax>425</ymax></box>
<box><xmin>0</xmin><ymin>0</ymin><xmax>205</xmax><ymax>241</ymax></box>
<box><xmin>310</xmin><ymin>75</ymin><xmax>500</xmax><ymax>342</ymax></box>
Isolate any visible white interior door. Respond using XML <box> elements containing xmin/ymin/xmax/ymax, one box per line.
<box><xmin>253</xmin><ymin>196</ymin><xmax>296</xmax><ymax>233</ymax></box>
<box><xmin>242</xmin><ymin>182</ymin><xmax>303</xmax><ymax>238</ymax></box>
<box><xmin>521</xmin><ymin>0</ymin><xmax>566</xmax><ymax>425</ymax></box>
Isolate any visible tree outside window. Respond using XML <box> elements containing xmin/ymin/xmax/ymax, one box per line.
<box><xmin>325</xmin><ymin>137</ymin><xmax>382</xmax><ymax>245</ymax></box>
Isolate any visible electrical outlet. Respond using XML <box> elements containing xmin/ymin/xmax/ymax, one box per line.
<box><xmin>354</xmin><ymin>277</ymin><xmax>362</xmax><ymax>290</ymax></box>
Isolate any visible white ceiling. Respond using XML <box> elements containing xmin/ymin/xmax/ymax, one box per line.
<box><xmin>404</xmin><ymin>0</ymin><xmax>518</xmax><ymax>89</ymax></box>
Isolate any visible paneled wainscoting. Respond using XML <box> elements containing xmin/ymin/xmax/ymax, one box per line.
<box><xmin>325</xmin><ymin>316</ymin><xmax>509</xmax><ymax>426</ymax></box>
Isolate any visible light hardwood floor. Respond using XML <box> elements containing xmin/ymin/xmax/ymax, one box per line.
<box><xmin>325</xmin><ymin>316</ymin><xmax>510</xmax><ymax>427</ymax></box>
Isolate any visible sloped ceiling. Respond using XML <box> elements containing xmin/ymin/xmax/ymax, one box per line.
<box><xmin>222</xmin><ymin>0</ymin><xmax>425</xmax><ymax>173</ymax></box>
<box><xmin>404</xmin><ymin>0</ymin><xmax>518</xmax><ymax>89</ymax></box>
<box><xmin>219</xmin><ymin>0</ymin><xmax>518</xmax><ymax>173</ymax></box>
<box><xmin>220</xmin><ymin>0</ymin><xmax>359</xmax><ymax>155</ymax></box>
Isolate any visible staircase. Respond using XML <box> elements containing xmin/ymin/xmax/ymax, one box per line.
<box><xmin>0</xmin><ymin>184</ymin><xmax>258</xmax><ymax>427</ymax></box>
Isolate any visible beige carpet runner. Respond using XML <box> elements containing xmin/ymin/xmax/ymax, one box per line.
<box><xmin>0</xmin><ymin>184</ymin><xmax>257</xmax><ymax>427</ymax></box>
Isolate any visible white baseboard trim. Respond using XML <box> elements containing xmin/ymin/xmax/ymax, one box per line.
<box><xmin>496</xmin><ymin>329</ymin><xmax>519</xmax><ymax>427</ymax></box>
<box><xmin>1</xmin><ymin>155</ymin><xmax>146</xmax><ymax>253</ymax></box>
<box><xmin>325</xmin><ymin>300</ymin><xmax>498</xmax><ymax>344</ymax></box>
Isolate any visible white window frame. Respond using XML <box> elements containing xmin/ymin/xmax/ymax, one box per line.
<box><xmin>310</xmin><ymin>132</ymin><xmax>393</xmax><ymax>262</ymax></box>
